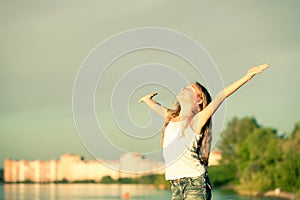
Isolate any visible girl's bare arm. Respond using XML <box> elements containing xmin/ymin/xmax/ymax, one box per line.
<box><xmin>194</xmin><ymin>63</ymin><xmax>270</xmax><ymax>133</ymax></box>
<box><xmin>138</xmin><ymin>92</ymin><xmax>168</xmax><ymax>118</ymax></box>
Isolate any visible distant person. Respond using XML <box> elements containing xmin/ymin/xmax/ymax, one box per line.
<box><xmin>122</xmin><ymin>192</ymin><xmax>131</xmax><ymax>200</ymax></box>
<box><xmin>139</xmin><ymin>64</ymin><xmax>270</xmax><ymax>200</ymax></box>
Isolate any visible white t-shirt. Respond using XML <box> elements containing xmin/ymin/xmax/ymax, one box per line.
<box><xmin>163</xmin><ymin>120</ymin><xmax>206</xmax><ymax>180</ymax></box>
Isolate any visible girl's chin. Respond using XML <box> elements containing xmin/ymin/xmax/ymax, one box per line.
<box><xmin>176</xmin><ymin>97</ymin><xmax>185</xmax><ymax>103</ymax></box>
<box><xmin>176</xmin><ymin>92</ymin><xmax>184</xmax><ymax>98</ymax></box>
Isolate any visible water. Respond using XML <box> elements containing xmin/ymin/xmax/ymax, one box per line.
<box><xmin>0</xmin><ymin>184</ymin><xmax>277</xmax><ymax>200</ymax></box>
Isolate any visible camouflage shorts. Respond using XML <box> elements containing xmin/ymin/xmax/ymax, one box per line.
<box><xmin>170</xmin><ymin>173</ymin><xmax>212</xmax><ymax>200</ymax></box>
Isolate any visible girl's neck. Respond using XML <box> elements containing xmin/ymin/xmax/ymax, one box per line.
<box><xmin>172</xmin><ymin>111</ymin><xmax>194</xmax><ymax>122</ymax></box>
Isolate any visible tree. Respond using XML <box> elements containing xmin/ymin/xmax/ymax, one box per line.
<box><xmin>275</xmin><ymin>123</ymin><xmax>300</xmax><ymax>194</ymax></box>
<box><xmin>100</xmin><ymin>176</ymin><xmax>116</xmax><ymax>184</ymax></box>
<box><xmin>215</xmin><ymin>117</ymin><xmax>300</xmax><ymax>195</ymax></box>
<box><xmin>217</xmin><ymin>117</ymin><xmax>260</xmax><ymax>178</ymax></box>
<box><xmin>236</xmin><ymin>127</ymin><xmax>280</xmax><ymax>192</ymax></box>
<box><xmin>0</xmin><ymin>168</ymin><xmax>3</xmax><ymax>183</ymax></box>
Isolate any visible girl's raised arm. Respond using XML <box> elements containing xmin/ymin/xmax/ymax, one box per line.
<box><xmin>138</xmin><ymin>92</ymin><xmax>169</xmax><ymax>118</ymax></box>
<box><xmin>194</xmin><ymin>63</ymin><xmax>270</xmax><ymax>133</ymax></box>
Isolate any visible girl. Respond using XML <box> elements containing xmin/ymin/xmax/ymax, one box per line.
<box><xmin>138</xmin><ymin>64</ymin><xmax>270</xmax><ymax>199</ymax></box>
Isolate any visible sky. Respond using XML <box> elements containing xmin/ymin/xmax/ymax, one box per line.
<box><xmin>1</xmin><ymin>0</ymin><xmax>300</xmax><ymax>168</ymax></box>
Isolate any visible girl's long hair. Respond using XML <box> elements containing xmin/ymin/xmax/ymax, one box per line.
<box><xmin>160</xmin><ymin>82</ymin><xmax>212</xmax><ymax>166</ymax></box>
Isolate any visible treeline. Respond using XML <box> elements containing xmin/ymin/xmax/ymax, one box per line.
<box><xmin>209</xmin><ymin>117</ymin><xmax>300</xmax><ymax>195</ymax></box>
<box><xmin>8</xmin><ymin>174</ymin><xmax>170</xmax><ymax>188</ymax></box>
<box><xmin>0</xmin><ymin>168</ymin><xmax>3</xmax><ymax>183</ymax></box>
<box><xmin>100</xmin><ymin>174</ymin><xmax>170</xmax><ymax>188</ymax></box>
<box><xmin>62</xmin><ymin>174</ymin><xmax>170</xmax><ymax>188</ymax></box>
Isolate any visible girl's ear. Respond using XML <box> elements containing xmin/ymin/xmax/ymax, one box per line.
<box><xmin>197</xmin><ymin>97</ymin><xmax>203</xmax><ymax>105</ymax></box>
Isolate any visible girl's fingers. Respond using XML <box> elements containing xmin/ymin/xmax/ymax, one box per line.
<box><xmin>259</xmin><ymin>63</ymin><xmax>270</xmax><ymax>70</ymax></box>
<box><xmin>151</xmin><ymin>92</ymin><xmax>158</xmax><ymax>97</ymax></box>
<box><xmin>138</xmin><ymin>92</ymin><xmax>158</xmax><ymax>103</ymax></box>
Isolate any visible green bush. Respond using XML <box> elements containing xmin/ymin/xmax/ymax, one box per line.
<box><xmin>54</xmin><ymin>179</ymin><xmax>69</xmax><ymax>184</ymax></box>
<box><xmin>0</xmin><ymin>168</ymin><xmax>3</xmax><ymax>183</ymax></box>
<box><xmin>100</xmin><ymin>176</ymin><xmax>116</xmax><ymax>184</ymax></box>
<box><xmin>118</xmin><ymin>177</ymin><xmax>138</xmax><ymax>184</ymax></box>
<box><xmin>73</xmin><ymin>180</ymin><xmax>96</xmax><ymax>183</ymax></box>
<box><xmin>208</xmin><ymin>165</ymin><xmax>237</xmax><ymax>187</ymax></box>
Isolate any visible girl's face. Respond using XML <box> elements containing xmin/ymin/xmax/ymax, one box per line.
<box><xmin>177</xmin><ymin>84</ymin><xmax>201</xmax><ymax>107</ymax></box>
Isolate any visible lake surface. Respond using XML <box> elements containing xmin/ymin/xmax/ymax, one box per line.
<box><xmin>1</xmin><ymin>184</ymin><xmax>277</xmax><ymax>200</ymax></box>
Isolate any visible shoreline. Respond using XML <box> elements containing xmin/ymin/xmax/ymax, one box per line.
<box><xmin>1</xmin><ymin>181</ymin><xmax>169</xmax><ymax>189</ymax></box>
<box><xmin>220</xmin><ymin>184</ymin><xmax>299</xmax><ymax>200</ymax></box>
<box><xmin>238</xmin><ymin>189</ymin><xmax>299</xmax><ymax>200</ymax></box>
<box><xmin>2</xmin><ymin>181</ymin><xmax>299</xmax><ymax>199</ymax></box>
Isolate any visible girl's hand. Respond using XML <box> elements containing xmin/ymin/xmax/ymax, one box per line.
<box><xmin>138</xmin><ymin>92</ymin><xmax>158</xmax><ymax>103</ymax></box>
<box><xmin>247</xmin><ymin>63</ymin><xmax>270</xmax><ymax>78</ymax></box>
